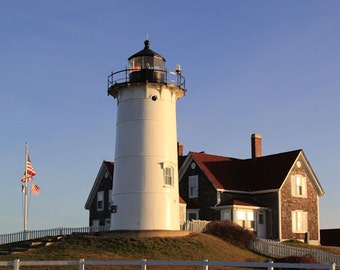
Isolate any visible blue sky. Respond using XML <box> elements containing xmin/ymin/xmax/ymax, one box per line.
<box><xmin>1</xmin><ymin>1</ymin><xmax>340</xmax><ymax>234</ymax></box>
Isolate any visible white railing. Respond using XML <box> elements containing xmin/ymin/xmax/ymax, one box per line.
<box><xmin>249</xmin><ymin>238</ymin><xmax>340</xmax><ymax>266</ymax></box>
<box><xmin>0</xmin><ymin>221</ymin><xmax>208</xmax><ymax>245</ymax></box>
<box><xmin>0</xmin><ymin>225</ymin><xmax>110</xmax><ymax>245</ymax></box>
<box><xmin>181</xmin><ymin>219</ymin><xmax>210</xmax><ymax>232</ymax></box>
<box><xmin>0</xmin><ymin>259</ymin><xmax>336</xmax><ymax>270</ymax></box>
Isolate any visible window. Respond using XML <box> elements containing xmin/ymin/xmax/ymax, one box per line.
<box><xmin>291</xmin><ymin>175</ymin><xmax>307</xmax><ymax>197</ymax></box>
<box><xmin>247</xmin><ymin>211</ymin><xmax>255</xmax><ymax>229</ymax></box>
<box><xmin>296</xmin><ymin>176</ymin><xmax>303</xmax><ymax>195</ymax></box>
<box><xmin>92</xmin><ymin>219</ymin><xmax>100</xmax><ymax>227</ymax></box>
<box><xmin>188</xmin><ymin>175</ymin><xmax>198</xmax><ymax>198</ymax></box>
<box><xmin>108</xmin><ymin>189</ymin><xmax>113</xmax><ymax>209</ymax></box>
<box><xmin>97</xmin><ymin>191</ymin><xmax>104</xmax><ymax>211</ymax></box>
<box><xmin>105</xmin><ymin>218</ymin><xmax>111</xmax><ymax>225</ymax></box>
<box><xmin>292</xmin><ymin>210</ymin><xmax>308</xmax><ymax>233</ymax></box>
<box><xmin>236</xmin><ymin>210</ymin><xmax>255</xmax><ymax>229</ymax></box>
<box><xmin>221</xmin><ymin>209</ymin><xmax>231</xmax><ymax>221</ymax></box>
<box><xmin>258</xmin><ymin>213</ymin><xmax>264</xmax><ymax>224</ymax></box>
<box><xmin>163</xmin><ymin>166</ymin><xmax>174</xmax><ymax>186</ymax></box>
<box><xmin>187</xmin><ymin>210</ymin><xmax>199</xmax><ymax>220</ymax></box>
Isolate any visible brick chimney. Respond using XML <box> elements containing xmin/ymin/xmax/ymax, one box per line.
<box><xmin>251</xmin><ymin>133</ymin><xmax>262</xmax><ymax>158</ymax></box>
<box><xmin>177</xmin><ymin>142</ymin><xmax>184</xmax><ymax>156</ymax></box>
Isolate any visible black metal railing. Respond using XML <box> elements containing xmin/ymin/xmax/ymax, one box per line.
<box><xmin>107</xmin><ymin>68</ymin><xmax>186</xmax><ymax>91</ymax></box>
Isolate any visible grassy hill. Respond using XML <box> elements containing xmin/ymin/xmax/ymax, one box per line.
<box><xmin>0</xmin><ymin>232</ymin><xmax>265</xmax><ymax>269</ymax></box>
<box><xmin>1</xmin><ymin>220</ymin><xmax>339</xmax><ymax>270</ymax></box>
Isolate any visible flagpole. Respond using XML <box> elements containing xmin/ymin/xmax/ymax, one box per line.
<box><xmin>24</xmin><ymin>142</ymin><xmax>28</xmax><ymax>233</ymax></box>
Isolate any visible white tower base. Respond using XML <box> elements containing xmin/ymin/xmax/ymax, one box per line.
<box><xmin>110</xmin><ymin>82</ymin><xmax>184</xmax><ymax>231</ymax></box>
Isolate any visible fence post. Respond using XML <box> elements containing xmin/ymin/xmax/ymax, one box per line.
<box><xmin>141</xmin><ymin>259</ymin><xmax>147</xmax><ymax>270</ymax></box>
<box><xmin>331</xmin><ymin>263</ymin><xmax>336</xmax><ymax>270</ymax></box>
<box><xmin>13</xmin><ymin>259</ymin><xmax>20</xmax><ymax>270</ymax></box>
<box><xmin>202</xmin><ymin>259</ymin><xmax>209</xmax><ymax>270</ymax></box>
<box><xmin>267</xmin><ymin>260</ymin><xmax>274</xmax><ymax>270</ymax></box>
<box><xmin>79</xmin><ymin>258</ymin><xmax>85</xmax><ymax>270</ymax></box>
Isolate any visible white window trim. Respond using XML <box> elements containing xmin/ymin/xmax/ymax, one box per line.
<box><xmin>97</xmin><ymin>191</ymin><xmax>104</xmax><ymax>211</ymax></box>
<box><xmin>292</xmin><ymin>210</ymin><xmax>308</xmax><ymax>233</ymax></box>
<box><xmin>162</xmin><ymin>162</ymin><xmax>175</xmax><ymax>187</ymax></box>
<box><xmin>235</xmin><ymin>209</ymin><xmax>255</xmax><ymax>230</ymax></box>
<box><xmin>105</xmin><ymin>218</ymin><xmax>111</xmax><ymax>225</ymax></box>
<box><xmin>108</xmin><ymin>189</ymin><xmax>113</xmax><ymax>209</ymax></box>
<box><xmin>291</xmin><ymin>175</ymin><xmax>307</xmax><ymax>198</ymax></box>
<box><xmin>188</xmin><ymin>175</ymin><xmax>198</xmax><ymax>198</ymax></box>
<box><xmin>186</xmin><ymin>209</ymin><xmax>199</xmax><ymax>220</ymax></box>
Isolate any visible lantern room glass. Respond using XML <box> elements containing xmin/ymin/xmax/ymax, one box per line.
<box><xmin>129</xmin><ymin>55</ymin><xmax>164</xmax><ymax>71</ymax></box>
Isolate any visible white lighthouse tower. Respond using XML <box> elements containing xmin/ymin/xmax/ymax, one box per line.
<box><xmin>107</xmin><ymin>40</ymin><xmax>186</xmax><ymax>231</ymax></box>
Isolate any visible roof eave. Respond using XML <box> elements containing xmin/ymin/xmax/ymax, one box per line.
<box><xmin>84</xmin><ymin>162</ymin><xmax>112</xmax><ymax>209</ymax></box>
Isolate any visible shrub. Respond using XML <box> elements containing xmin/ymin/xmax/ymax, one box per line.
<box><xmin>275</xmin><ymin>255</ymin><xmax>320</xmax><ymax>270</ymax></box>
<box><xmin>204</xmin><ymin>220</ymin><xmax>255</xmax><ymax>248</ymax></box>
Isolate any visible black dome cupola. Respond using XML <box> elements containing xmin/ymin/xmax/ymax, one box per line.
<box><xmin>128</xmin><ymin>40</ymin><xmax>166</xmax><ymax>83</ymax></box>
<box><xmin>107</xmin><ymin>40</ymin><xmax>186</xmax><ymax>97</ymax></box>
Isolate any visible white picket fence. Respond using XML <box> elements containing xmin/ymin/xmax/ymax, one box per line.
<box><xmin>180</xmin><ymin>219</ymin><xmax>210</xmax><ymax>232</ymax></box>
<box><xmin>249</xmin><ymin>238</ymin><xmax>340</xmax><ymax>266</ymax></box>
<box><xmin>0</xmin><ymin>221</ymin><xmax>209</xmax><ymax>245</ymax></box>
<box><xmin>0</xmin><ymin>258</ymin><xmax>336</xmax><ymax>270</ymax></box>
<box><xmin>1</xmin><ymin>222</ymin><xmax>339</xmax><ymax>268</ymax></box>
<box><xmin>0</xmin><ymin>225</ymin><xmax>111</xmax><ymax>245</ymax></box>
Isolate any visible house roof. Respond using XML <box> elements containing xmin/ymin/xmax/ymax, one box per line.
<box><xmin>179</xmin><ymin>196</ymin><xmax>186</xmax><ymax>204</ymax></box>
<box><xmin>181</xmin><ymin>149</ymin><xmax>324</xmax><ymax>196</ymax></box>
<box><xmin>84</xmin><ymin>161</ymin><xmax>114</xmax><ymax>209</ymax></box>
<box><xmin>190</xmin><ymin>152</ymin><xmax>248</xmax><ymax>191</ymax></box>
<box><xmin>247</xmin><ymin>150</ymin><xmax>301</xmax><ymax>191</ymax></box>
<box><xmin>216</xmin><ymin>198</ymin><xmax>263</xmax><ymax>207</ymax></box>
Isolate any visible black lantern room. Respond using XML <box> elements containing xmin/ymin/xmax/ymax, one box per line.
<box><xmin>128</xmin><ymin>40</ymin><xmax>166</xmax><ymax>83</ymax></box>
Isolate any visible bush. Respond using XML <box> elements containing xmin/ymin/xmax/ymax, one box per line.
<box><xmin>275</xmin><ymin>255</ymin><xmax>320</xmax><ymax>270</ymax></box>
<box><xmin>204</xmin><ymin>220</ymin><xmax>255</xmax><ymax>248</ymax></box>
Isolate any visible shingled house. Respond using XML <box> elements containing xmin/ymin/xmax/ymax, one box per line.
<box><xmin>179</xmin><ymin>134</ymin><xmax>324</xmax><ymax>244</ymax></box>
<box><xmin>85</xmin><ymin>134</ymin><xmax>324</xmax><ymax>244</ymax></box>
<box><xmin>85</xmin><ymin>161</ymin><xmax>114</xmax><ymax>228</ymax></box>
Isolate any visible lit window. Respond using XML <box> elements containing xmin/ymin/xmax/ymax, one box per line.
<box><xmin>291</xmin><ymin>175</ymin><xmax>307</xmax><ymax>197</ymax></box>
<box><xmin>236</xmin><ymin>210</ymin><xmax>255</xmax><ymax>229</ymax></box>
<box><xmin>247</xmin><ymin>212</ymin><xmax>255</xmax><ymax>229</ymax></box>
<box><xmin>292</xmin><ymin>210</ymin><xmax>308</xmax><ymax>233</ymax></box>
<box><xmin>97</xmin><ymin>191</ymin><xmax>104</xmax><ymax>211</ymax></box>
<box><xmin>188</xmin><ymin>175</ymin><xmax>198</xmax><ymax>198</ymax></box>
<box><xmin>236</xmin><ymin>210</ymin><xmax>246</xmax><ymax>227</ymax></box>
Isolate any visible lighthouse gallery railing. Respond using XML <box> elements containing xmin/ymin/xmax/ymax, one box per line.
<box><xmin>107</xmin><ymin>68</ymin><xmax>186</xmax><ymax>92</ymax></box>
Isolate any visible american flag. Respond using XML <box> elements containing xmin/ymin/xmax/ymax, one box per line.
<box><xmin>21</xmin><ymin>155</ymin><xmax>36</xmax><ymax>182</ymax></box>
<box><xmin>31</xmin><ymin>182</ymin><xmax>41</xmax><ymax>195</ymax></box>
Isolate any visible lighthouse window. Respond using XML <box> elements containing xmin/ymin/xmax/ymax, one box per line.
<box><xmin>163</xmin><ymin>166</ymin><xmax>174</xmax><ymax>186</ymax></box>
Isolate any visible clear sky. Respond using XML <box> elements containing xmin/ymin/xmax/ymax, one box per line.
<box><xmin>1</xmin><ymin>1</ymin><xmax>339</xmax><ymax>234</ymax></box>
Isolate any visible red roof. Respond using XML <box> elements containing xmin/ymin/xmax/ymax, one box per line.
<box><xmin>179</xmin><ymin>196</ymin><xmax>186</xmax><ymax>204</ymax></box>
<box><xmin>191</xmin><ymin>150</ymin><xmax>301</xmax><ymax>192</ymax></box>
<box><xmin>217</xmin><ymin>198</ymin><xmax>263</xmax><ymax>207</ymax></box>
<box><xmin>103</xmin><ymin>161</ymin><xmax>114</xmax><ymax>178</ymax></box>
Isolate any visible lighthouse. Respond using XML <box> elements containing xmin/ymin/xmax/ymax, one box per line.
<box><xmin>107</xmin><ymin>40</ymin><xmax>186</xmax><ymax>231</ymax></box>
